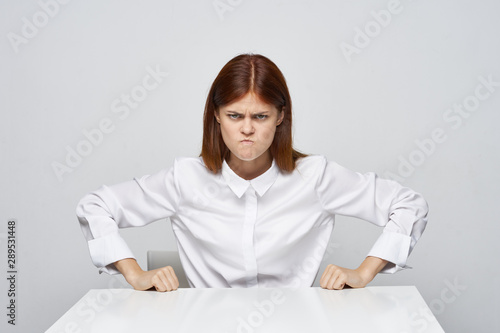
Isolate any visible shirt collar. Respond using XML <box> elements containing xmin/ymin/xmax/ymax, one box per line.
<box><xmin>222</xmin><ymin>159</ymin><xmax>279</xmax><ymax>198</ymax></box>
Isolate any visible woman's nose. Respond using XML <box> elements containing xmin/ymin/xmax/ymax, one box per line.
<box><xmin>241</xmin><ymin>117</ymin><xmax>255</xmax><ymax>135</ymax></box>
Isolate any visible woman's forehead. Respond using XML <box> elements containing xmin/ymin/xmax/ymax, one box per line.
<box><xmin>222</xmin><ymin>92</ymin><xmax>275</xmax><ymax>110</ymax></box>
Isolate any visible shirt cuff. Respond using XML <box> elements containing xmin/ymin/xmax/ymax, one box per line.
<box><xmin>88</xmin><ymin>233</ymin><xmax>136</xmax><ymax>275</ymax></box>
<box><xmin>367</xmin><ymin>231</ymin><xmax>412</xmax><ymax>274</ymax></box>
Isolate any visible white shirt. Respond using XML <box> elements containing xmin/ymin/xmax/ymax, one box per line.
<box><xmin>76</xmin><ymin>155</ymin><xmax>428</xmax><ymax>288</ymax></box>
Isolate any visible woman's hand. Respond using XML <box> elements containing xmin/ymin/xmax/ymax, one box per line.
<box><xmin>114</xmin><ymin>258</ymin><xmax>180</xmax><ymax>292</ymax></box>
<box><xmin>128</xmin><ymin>266</ymin><xmax>180</xmax><ymax>292</ymax></box>
<box><xmin>319</xmin><ymin>256</ymin><xmax>388</xmax><ymax>290</ymax></box>
<box><xmin>319</xmin><ymin>264</ymin><xmax>368</xmax><ymax>289</ymax></box>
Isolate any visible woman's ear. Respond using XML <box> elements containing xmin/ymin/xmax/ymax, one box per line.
<box><xmin>215</xmin><ymin>110</ymin><xmax>220</xmax><ymax>123</ymax></box>
<box><xmin>277</xmin><ymin>107</ymin><xmax>285</xmax><ymax>126</ymax></box>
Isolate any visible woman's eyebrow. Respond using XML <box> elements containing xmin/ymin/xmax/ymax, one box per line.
<box><xmin>225</xmin><ymin>110</ymin><xmax>271</xmax><ymax>114</ymax></box>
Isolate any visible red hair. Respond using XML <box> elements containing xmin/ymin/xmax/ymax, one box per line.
<box><xmin>201</xmin><ymin>54</ymin><xmax>306</xmax><ymax>173</ymax></box>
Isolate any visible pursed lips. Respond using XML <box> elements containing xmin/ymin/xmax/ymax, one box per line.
<box><xmin>240</xmin><ymin>139</ymin><xmax>254</xmax><ymax>145</ymax></box>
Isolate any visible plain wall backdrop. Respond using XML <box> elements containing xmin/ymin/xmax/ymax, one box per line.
<box><xmin>1</xmin><ymin>0</ymin><xmax>499</xmax><ymax>332</ymax></box>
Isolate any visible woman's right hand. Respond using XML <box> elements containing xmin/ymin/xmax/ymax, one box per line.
<box><xmin>114</xmin><ymin>258</ymin><xmax>179</xmax><ymax>292</ymax></box>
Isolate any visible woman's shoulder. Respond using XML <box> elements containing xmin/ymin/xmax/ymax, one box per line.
<box><xmin>170</xmin><ymin>156</ymin><xmax>208</xmax><ymax>172</ymax></box>
<box><xmin>295</xmin><ymin>154</ymin><xmax>328</xmax><ymax>170</ymax></box>
<box><xmin>291</xmin><ymin>154</ymin><xmax>330</xmax><ymax>181</ymax></box>
<box><xmin>172</xmin><ymin>156</ymin><xmax>204</xmax><ymax>166</ymax></box>
<box><xmin>145</xmin><ymin>157</ymin><xmax>213</xmax><ymax>185</ymax></box>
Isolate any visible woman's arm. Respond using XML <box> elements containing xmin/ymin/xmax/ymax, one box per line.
<box><xmin>311</xmin><ymin>156</ymin><xmax>429</xmax><ymax>285</ymax></box>
<box><xmin>114</xmin><ymin>258</ymin><xmax>180</xmax><ymax>292</ymax></box>
<box><xmin>319</xmin><ymin>256</ymin><xmax>388</xmax><ymax>290</ymax></box>
<box><xmin>76</xmin><ymin>163</ymin><xmax>180</xmax><ymax>275</ymax></box>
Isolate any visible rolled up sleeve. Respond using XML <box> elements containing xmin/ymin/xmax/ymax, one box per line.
<box><xmin>314</xmin><ymin>156</ymin><xmax>428</xmax><ymax>273</ymax></box>
<box><xmin>76</xmin><ymin>160</ymin><xmax>180</xmax><ymax>274</ymax></box>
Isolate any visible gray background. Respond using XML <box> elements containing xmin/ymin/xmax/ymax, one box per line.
<box><xmin>1</xmin><ymin>0</ymin><xmax>499</xmax><ymax>332</ymax></box>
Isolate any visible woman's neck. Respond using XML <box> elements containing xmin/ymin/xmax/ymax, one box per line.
<box><xmin>227</xmin><ymin>151</ymin><xmax>273</xmax><ymax>180</ymax></box>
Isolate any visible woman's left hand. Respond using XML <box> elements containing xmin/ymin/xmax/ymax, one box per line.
<box><xmin>319</xmin><ymin>257</ymin><xmax>388</xmax><ymax>290</ymax></box>
<box><xmin>319</xmin><ymin>264</ymin><xmax>369</xmax><ymax>290</ymax></box>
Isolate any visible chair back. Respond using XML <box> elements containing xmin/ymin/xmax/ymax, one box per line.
<box><xmin>147</xmin><ymin>250</ymin><xmax>190</xmax><ymax>288</ymax></box>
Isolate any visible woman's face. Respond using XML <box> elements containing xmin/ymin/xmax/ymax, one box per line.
<box><xmin>216</xmin><ymin>92</ymin><xmax>284</xmax><ymax>166</ymax></box>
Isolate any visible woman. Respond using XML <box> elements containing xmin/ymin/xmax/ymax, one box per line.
<box><xmin>76</xmin><ymin>54</ymin><xmax>428</xmax><ymax>292</ymax></box>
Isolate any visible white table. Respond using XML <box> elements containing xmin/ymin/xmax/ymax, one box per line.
<box><xmin>46</xmin><ymin>286</ymin><xmax>444</xmax><ymax>333</ymax></box>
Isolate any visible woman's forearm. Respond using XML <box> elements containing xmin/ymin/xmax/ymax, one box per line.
<box><xmin>356</xmin><ymin>256</ymin><xmax>388</xmax><ymax>284</ymax></box>
<box><xmin>113</xmin><ymin>258</ymin><xmax>144</xmax><ymax>285</ymax></box>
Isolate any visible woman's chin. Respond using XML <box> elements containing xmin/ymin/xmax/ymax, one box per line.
<box><xmin>235</xmin><ymin>155</ymin><xmax>256</xmax><ymax>162</ymax></box>
<box><xmin>229</xmin><ymin>149</ymin><xmax>270</xmax><ymax>164</ymax></box>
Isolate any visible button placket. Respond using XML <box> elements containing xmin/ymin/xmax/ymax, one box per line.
<box><xmin>242</xmin><ymin>186</ymin><xmax>258</xmax><ymax>287</ymax></box>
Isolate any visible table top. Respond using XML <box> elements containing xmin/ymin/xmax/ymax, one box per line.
<box><xmin>46</xmin><ymin>286</ymin><xmax>444</xmax><ymax>333</ymax></box>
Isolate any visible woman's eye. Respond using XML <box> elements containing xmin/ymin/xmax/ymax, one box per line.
<box><xmin>228</xmin><ymin>114</ymin><xmax>240</xmax><ymax>119</ymax></box>
<box><xmin>255</xmin><ymin>115</ymin><xmax>268</xmax><ymax>120</ymax></box>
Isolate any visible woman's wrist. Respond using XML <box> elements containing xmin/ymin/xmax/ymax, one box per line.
<box><xmin>355</xmin><ymin>256</ymin><xmax>388</xmax><ymax>286</ymax></box>
<box><xmin>113</xmin><ymin>258</ymin><xmax>145</xmax><ymax>288</ymax></box>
